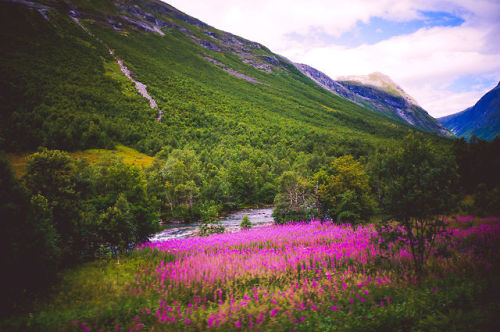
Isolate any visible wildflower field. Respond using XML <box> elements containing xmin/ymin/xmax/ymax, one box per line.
<box><xmin>6</xmin><ymin>218</ymin><xmax>500</xmax><ymax>331</ymax></box>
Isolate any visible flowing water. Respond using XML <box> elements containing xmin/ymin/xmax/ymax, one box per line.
<box><xmin>149</xmin><ymin>207</ymin><xmax>274</xmax><ymax>242</ymax></box>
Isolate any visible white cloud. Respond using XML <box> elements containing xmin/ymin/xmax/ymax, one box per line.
<box><xmin>166</xmin><ymin>0</ymin><xmax>426</xmax><ymax>49</ymax></box>
<box><xmin>415</xmin><ymin>87</ymin><xmax>488</xmax><ymax>118</ymax></box>
<box><xmin>164</xmin><ymin>0</ymin><xmax>500</xmax><ymax>117</ymax></box>
<box><xmin>291</xmin><ymin>25</ymin><xmax>500</xmax><ymax>116</ymax></box>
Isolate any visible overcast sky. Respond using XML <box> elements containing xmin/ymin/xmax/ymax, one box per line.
<box><xmin>165</xmin><ymin>0</ymin><xmax>500</xmax><ymax>117</ymax></box>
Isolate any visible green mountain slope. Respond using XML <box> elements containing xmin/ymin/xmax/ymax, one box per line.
<box><xmin>0</xmin><ymin>0</ymin><xmax>448</xmax><ymax>211</ymax></box>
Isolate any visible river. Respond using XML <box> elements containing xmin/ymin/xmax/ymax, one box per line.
<box><xmin>149</xmin><ymin>207</ymin><xmax>275</xmax><ymax>242</ymax></box>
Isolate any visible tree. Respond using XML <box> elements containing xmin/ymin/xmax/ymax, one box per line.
<box><xmin>90</xmin><ymin>157</ymin><xmax>159</xmax><ymax>249</ymax></box>
<box><xmin>314</xmin><ymin>155</ymin><xmax>375</xmax><ymax>224</ymax></box>
<box><xmin>23</xmin><ymin>149</ymin><xmax>82</xmax><ymax>263</ymax></box>
<box><xmin>157</xmin><ymin>149</ymin><xmax>202</xmax><ymax>221</ymax></box>
<box><xmin>0</xmin><ymin>156</ymin><xmax>59</xmax><ymax>315</ymax></box>
<box><xmin>97</xmin><ymin>193</ymin><xmax>135</xmax><ymax>256</ymax></box>
<box><xmin>226</xmin><ymin>160</ymin><xmax>258</xmax><ymax>206</ymax></box>
<box><xmin>272</xmin><ymin>171</ymin><xmax>316</xmax><ymax>223</ymax></box>
<box><xmin>374</xmin><ymin>134</ymin><xmax>459</xmax><ymax>279</ymax></box>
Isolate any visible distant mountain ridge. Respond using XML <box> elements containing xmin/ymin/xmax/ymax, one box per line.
<box><xmin>294</xmin><ymin>64</ymin><xmax>452</xmax><ymax>137</ymax></box>
<box><xmin>439</xmin><ymin>82</ymin><xmax>500</xmax><ymax>141</ymax></box>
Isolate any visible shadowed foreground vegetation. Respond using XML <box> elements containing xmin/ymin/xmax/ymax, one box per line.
<box><xmin>2</xmin><ymin>218</ymin><xmax>499</xmax><ymax>331</ymax></box>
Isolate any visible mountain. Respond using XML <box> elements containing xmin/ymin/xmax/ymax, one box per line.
<box><xmin>1</xmin><ymin>0</ymin><xmax>435</xmax><ymax>160</ymax></box>
<box><xmin>294</xmin><ymin>64</ymin><xmax>451</xmax><ymax>137</ymax></box>
<box><xmin>439</xmin><ymin>82</ymin><xmax>500</xmax><ymax>141</ymax></box>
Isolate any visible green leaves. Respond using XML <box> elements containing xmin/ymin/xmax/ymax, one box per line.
<box><xmin>97</xmin><ymin>193</ymin><xmax>135</xmax><ymax>254</ymax></box>
<box><xmin>315</xmin><ymin>155</ymin><xmax>376</xmax><ymax>224</ymax></box>
<box><xmin>373</xmin><ymin>134</ymin><xmax>460</xmax><ymax>279</ymax></box>
<box><xmin>240</xmin><ymin>215</ymin><xmax>253</xmax><ymax>230</ymax></box>
<box><xmin>377</xmin><ymin>134</ymin><xmax>459</xmax><ymax>222</ymax></box>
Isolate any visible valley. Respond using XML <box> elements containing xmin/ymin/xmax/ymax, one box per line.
<box><xmin>1</xmin><ymin>0</ymin><xmax>499</xmax><ymax>331</ymax></box>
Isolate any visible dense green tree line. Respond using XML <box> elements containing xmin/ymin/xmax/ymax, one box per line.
<box><xmin>452</xmin><ymin>136</ymin><xmax>500</xmax><ymax>216</ymax></box>
<box><xmin>0</xmin><ymin>150</ymin><xmax>159</xmax><ymax>315</ymax></box>
<box><xmin>273</xmin><ymin>134</ymin><xmax>499</xmax><ymax>224</ymax></box>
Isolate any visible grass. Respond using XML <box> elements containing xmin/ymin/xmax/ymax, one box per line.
<box><xmin>5</xmin><ymin>145</ymin><xmax>154</xmax><ymax>178</ymax></box>
<box><xmin>2</xmin><ymin>250</ymin><xmax>175</xmax><ymax>331</ymax></box>
<box><xmin>72</xmin><ymin>145</ymin><xmax>154</xmax><ymax>168</ymax></box>
<box><xmin>4</xmin><ymin>152</ymin><xmax>31</xmax><ymax>178</ymax></box>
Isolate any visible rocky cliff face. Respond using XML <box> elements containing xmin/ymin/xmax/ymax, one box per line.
<box><xmin>295</xmin><ymin>64</ymin><xmax>452</xmax><ymax>137</ymax></box>
<box><xmin>439</xmin><ymin>82</ymin><xmax>500</xmax><ymax>141</ymax></box>
<box><xmin>49</xmin><ymin>0</ymin><xmax>289</xmax><ymax>76</ymax></box>
<box><xmin>121</xmin><ymin>0</ymin><xmax>290</xmax><ymax>73</ymax></box>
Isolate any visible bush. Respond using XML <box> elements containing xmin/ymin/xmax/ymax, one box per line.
<box><xmin>272</xmin><ymin>206</ymin><xmax>318</xmax><ymax>224</ymax></box>
<box><xmin>240</xmin><ymin>215</ymin><xmax>253</xmax><ymax>230</ymax></box>
<box><xmin>198</xmin><ymin>221</ymin><xmax>225</xmax><ymax>236</ymax></box>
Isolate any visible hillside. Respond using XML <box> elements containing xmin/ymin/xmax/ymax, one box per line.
<box><xmin>439</xmin><ymin>82</ymin><xmax>500</xmax><ymax>141</ymax></box>
<box><xmin>0</xmin><ymin>0</ymin><xmax>451</xmax><ymax>215</ymax></box>
<box><xmin>1</xmin><ymin>0</ymin><xmax>432</xmax><ymax>154</ymax></box>
<box><xmin>294</xmin><ymin>64</ymin><xmax>451</xmax><ymax>137</ymax></box>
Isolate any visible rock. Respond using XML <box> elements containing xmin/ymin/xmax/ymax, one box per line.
<box><xmin>294</xmin><ymin>63</ymin><xmax>452</xmax><ymax>137</ymax></box>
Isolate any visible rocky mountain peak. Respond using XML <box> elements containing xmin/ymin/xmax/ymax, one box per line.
<box><xmin>337</xmin><ymin>72</ymin><xmax>418</xmax><ymax>106</ymax></box>
<box><xmin>293</xmin><ymin>64</ymin><xmax>451</xmax><ymax>137</ymax></box>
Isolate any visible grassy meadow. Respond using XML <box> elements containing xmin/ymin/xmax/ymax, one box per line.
<box><xmin>6</xmin><ymin>145</ymin><xmax>154</xmax><ymax>179</ymax></box>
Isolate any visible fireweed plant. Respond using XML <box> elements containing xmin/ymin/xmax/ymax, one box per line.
<box><xmin>62</xmin><ymin>218</ymin><xmax>500</xmax><ymax>331</ymax></box>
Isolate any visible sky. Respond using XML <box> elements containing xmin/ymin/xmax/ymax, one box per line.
<box><xmin>164</xmin><ymin>0</ymin><xmax>500</xmax><ymax>117</ymax></box>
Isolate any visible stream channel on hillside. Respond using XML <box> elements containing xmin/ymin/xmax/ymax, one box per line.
<box><xmin>149</xmin><ymin>207</ymin><xmax>274</xmax><ymax>242</ymax></box>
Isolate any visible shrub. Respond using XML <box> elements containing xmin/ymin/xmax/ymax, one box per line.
<box><xmin>240</xmin><ymin>215</ymin><xmax>253</xmax><ymax>230</ymax></box>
